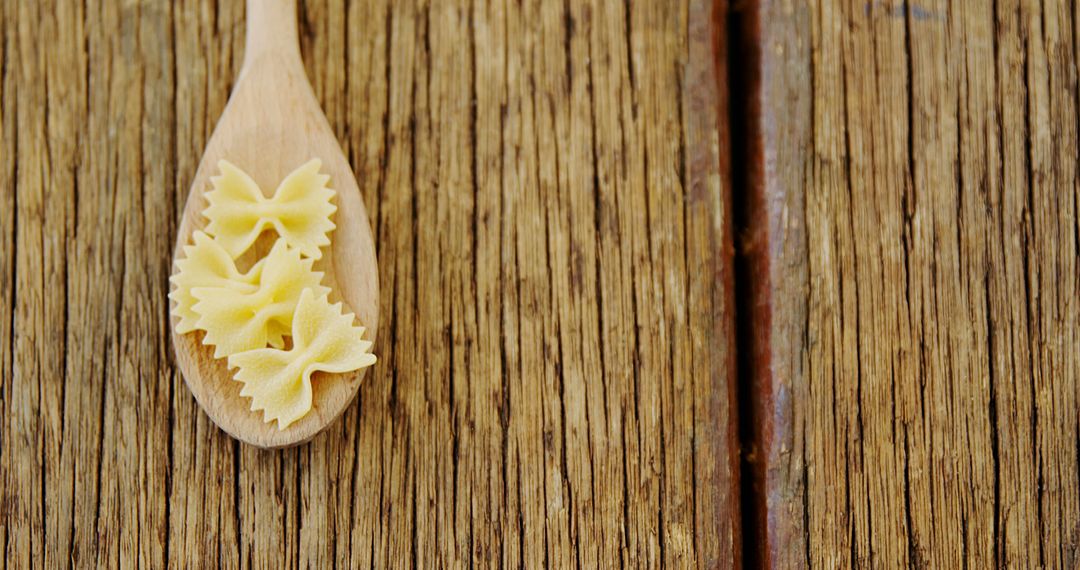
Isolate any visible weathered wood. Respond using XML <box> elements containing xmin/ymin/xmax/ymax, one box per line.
<box><xmin>745</xmin><ymin>0</ymin><xmax>1080</xmax><ymax>567</ymax></box>
<box><xmin>0</xmin><ymin>0</ymin><xmax>738</xmax><ymax>567</ymax></box>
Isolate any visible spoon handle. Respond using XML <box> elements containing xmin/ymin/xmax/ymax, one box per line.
<box><xmin>242</xmin><ymin>0</ymin><xmax>301</xmax><ymax>72</ymax></box>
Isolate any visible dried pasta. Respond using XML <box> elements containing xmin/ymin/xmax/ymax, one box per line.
<box><xmin>203</xmin><ymin>159</ymin><xmax>337</xmax><ymax>259</ymax></box>
<box><xmin>228</xmin><ymin>289</ymin><xmax>376</xmax><ymax>429</ymax></box>
<box><xmin>171</xmin><ymin>157</ymin><xmax>375</xmax><ymax>431</ymax></box>
<box><xmin>169</xmin><ymin>231</ymin><xmax>265</xmax><ymax>334</ymax></box>
<box><xmin>192</xmin><ymin>239</ymin><xmax>330</xmax><ymax>358</ymax></box>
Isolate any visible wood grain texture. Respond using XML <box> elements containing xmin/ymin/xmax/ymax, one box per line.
<box><xmin>744</xmin><ymin>0</ymin><xmax>1080</xmax><ymax>567</ymax></box>
<box><xmin>0</xmin><ymin>0</ymin><xmax>738</xmax><ymax>567</ymax></box>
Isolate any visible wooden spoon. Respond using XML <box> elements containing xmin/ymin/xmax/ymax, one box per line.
<box><xmin>171</xmin><ymin>0</ymin><xmax>379</xmax><ymax>448</ymax></box>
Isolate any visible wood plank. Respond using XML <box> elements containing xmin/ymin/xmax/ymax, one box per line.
<box><xmin>0</xmin><ymin>0</ymin><xmax>738</xmax><ymax>566</ymax></box>
<box><xmin>744</xmin><ymin>0</ymin><xmax>1080</xmax><ymax>566</ymax></box>
<box><xmin>0</xmin><ymin>0</ymin><xmax>12</xmax><ymax>562</ymax></box>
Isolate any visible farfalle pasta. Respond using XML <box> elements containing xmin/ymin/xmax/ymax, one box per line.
<box><xmin>229</xmin><ymin>289</ymin><xmax>376</xmax><ymax>429</ymax></box>
<box><xmin>169</xmin><ymin>231</ymin><xmax>265</xmax><ymax>334</ymax></box>
<box><xmin>204</xmin><ymin>158</ymin><xmax>336</xmax><ymax>259</ymax></box>
<box><xmin>192</xmin><ymin>239</ymin><xmax>330</xmax><ymax>358</ymax></box>
<box><xmin>170</xmin><ymin>159</ymin><xmax>376</xmax><ymax>431</ymax></box>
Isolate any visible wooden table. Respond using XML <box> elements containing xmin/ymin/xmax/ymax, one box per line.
<box><xmin>0</xmin><ymin>0</ymin><xmax>737</xmax><ymax>567</ymax></box>
<box><xmin>2</xmin><ymin>0</ymin><xmax>1077</xmax><ymax>568</ymax></box>
<box><xmin>744</xmin><ymin>0</ymin><xmax>1080</xmax><ymax>568</ymax></box>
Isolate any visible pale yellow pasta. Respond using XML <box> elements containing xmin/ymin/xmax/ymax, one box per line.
<box><xmin>169</xmin><ymin>231</ymin><xmax>265</xmax><ymax>334</ymax></box>
<box><xmin>228</xmin><ymin>289</ymin><xmax>376</xmax><ymax>429</ymax></box>
<box><xmin>203</xmin><ymin>159</ymin><xmax>336</xmax><ymax>259</ymax></box>
<box><xmin>192</xmin><ymin>239</ymin><xmax>330</xmax><ymax>358</ymax></box>
<box><xmin>171</xmin><ymin>158</ymin><xmax>375</xmax><ymax>431</ymax></box>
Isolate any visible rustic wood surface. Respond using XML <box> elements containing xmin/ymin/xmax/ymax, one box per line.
<box><xmin>0</xmin><ymin>0</ymin><xmax>738</xmax><ymax>567</ymax></box>
<box><xmin>744</xmin><ymin>0</ymin><xmax>1080</xmax><ymax>567</ymax></box>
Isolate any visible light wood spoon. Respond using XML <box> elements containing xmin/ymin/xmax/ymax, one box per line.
<box><xmin>171</xmin><ymin>0</ymin><xmax>379</xmax><ymax>448</ymax></box>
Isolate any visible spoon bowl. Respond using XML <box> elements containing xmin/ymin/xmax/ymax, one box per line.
<box><xmin>171</xmin><ymin>0</ymin><xmax>378</xmax><ymax>448</ymax></box>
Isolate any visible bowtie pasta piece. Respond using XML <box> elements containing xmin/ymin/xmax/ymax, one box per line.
<box><xmin>204</xmin><ymin>159</ymin><xmax>336</xmax><ymax>260</ymax></box>
<box><xmin>228</xmin><ymin>289</ymin><xmax>376</xmax><ymax>429</ymax></box>
<box><xmin>192</xmin><ymin>239</ymin><xmax>330</xmax><ymax>358</ymax></box>
<box><xmin>170</xmin><ymin>231</ymin><xmax>265</xmax><ymax>334</ymax></box>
